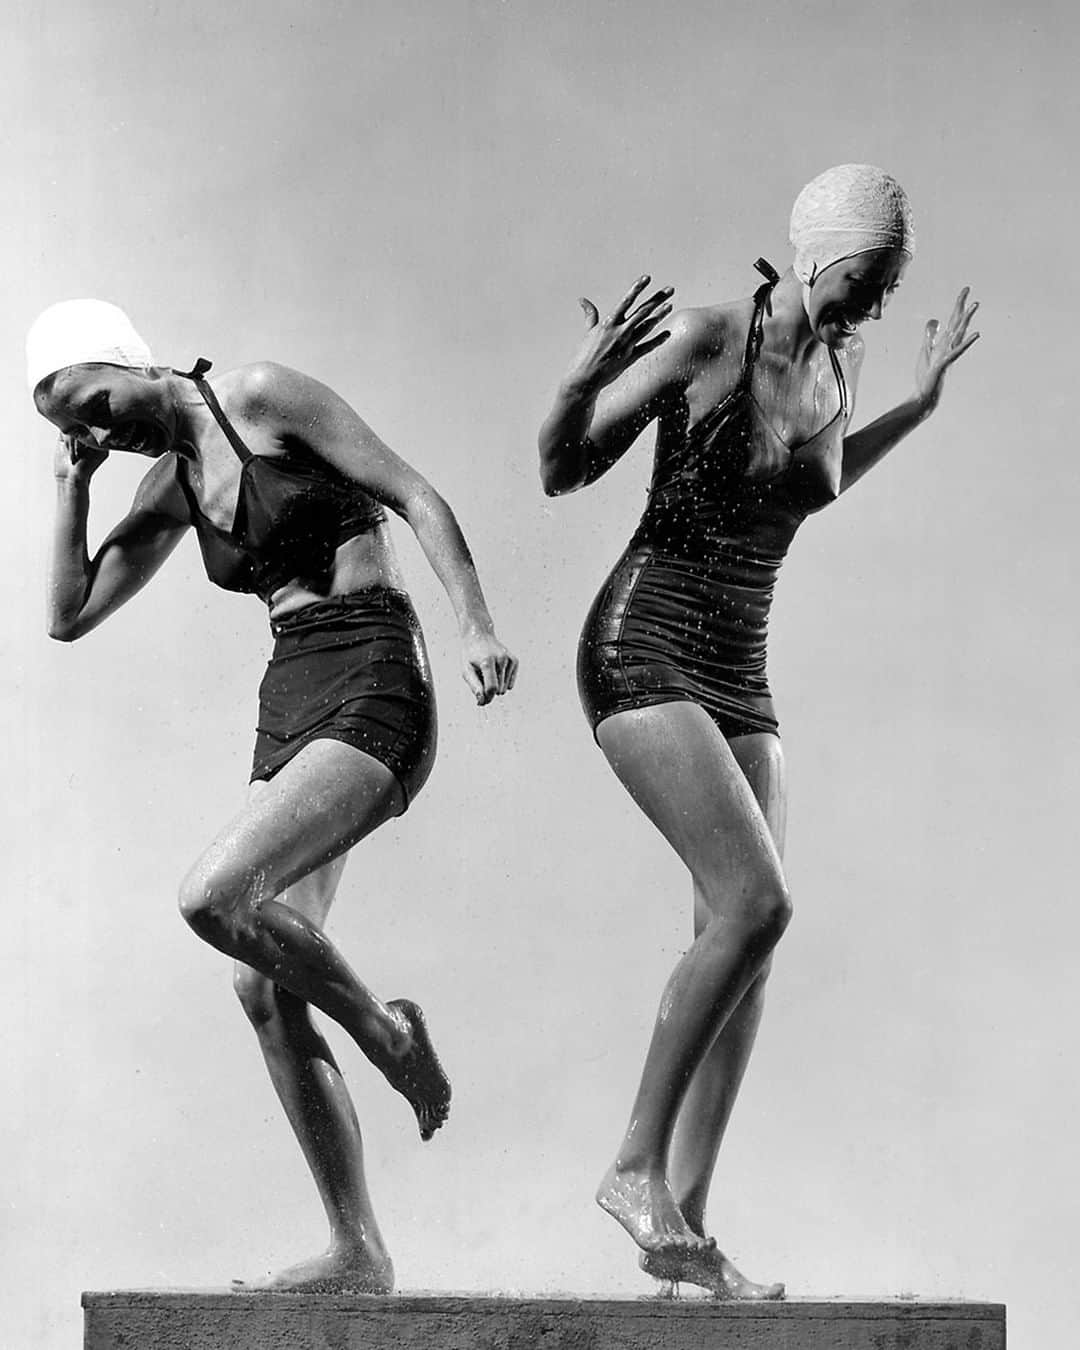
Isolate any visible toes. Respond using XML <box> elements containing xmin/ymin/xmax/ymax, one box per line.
<box><xmin>417</xmin><ymin>1101</ymin><xmax>449</xmax><ymax>1141</ymax></box>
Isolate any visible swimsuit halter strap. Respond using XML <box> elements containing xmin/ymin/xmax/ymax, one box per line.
<box><xmin>743</xmin><ymin>258</ymin><xmax>780</xmax><ymax>372</ymax></box>
<box><xmin>173</xmin><ymin>356</ymin><xmax>253</xmax><ymax>463</ymax></box>
<box><xmin>175</xmin><ymin>356</ymin><xmax>213</xmax><ymax>381</ymax></box>
<box><xmin>829</xmin><ymin>342</ymin><xmax>849</xmax><ymax>416</ymax></box>
<box><xmin>743</xmin><ymin>259</ymin><xmax>848</xmax><ymax>416</ymax></box>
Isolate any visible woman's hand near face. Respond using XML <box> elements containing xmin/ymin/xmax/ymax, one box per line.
<box><xmin>461</xmin><ymin>628</ymin><xmax>518</xmax><ymax>706</ymax></box>
<box><xmin>914</xmin><ymin>287</ymin><xmax>980</xmax><ymax>412</ymax></box>
<box><xmin>563</xmin><ymin>276</ymin><xmax>674</xmax><ymax>397</ymax></box>
<box><xmin>53</xmin><ymin>433</ymin><xmax>108</xmax><ymax>484</ymax></box>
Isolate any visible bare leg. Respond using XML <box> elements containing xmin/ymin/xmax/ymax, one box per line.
<box><xmin>592</xmin><ymin>705</ymin><xmax>791</xmax><ymax>1261</ymax></box>
<box><xmin>658</xmin><ymin>733</ymin><xmax>787</xmax><ymax>1297</ymax></box>
<box><xmin>231</xmin><ymin>834</ymin><xmax>392</xmax><ymax>1293</ymax></box>
<box><xmin>178</xmin><ymin>739</ymin><xmax>450</xmax><ymax>1139</ymax></box>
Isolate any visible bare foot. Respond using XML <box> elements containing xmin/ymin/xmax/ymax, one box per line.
<box><xmin>596</xmin><ymin>1163</ymin><xmax>712</xmax><ymax>1253</ymax></box>
<box><xmin>371</xmin><ymin>999</ymin><xmax>451</xmax><ymax>1141</ymax></box>
<box><xmin>640</xmin><ymin>1246</ymin><xmax>784</xmax><ymax>1301</ymax></box>
<box><xmin>232</xmin><ymin>1245</ymin><xmax>394</xmax><ymax>1295</ymax></box>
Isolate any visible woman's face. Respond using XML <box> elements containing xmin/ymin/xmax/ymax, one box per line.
<box><xmin>34</xmin><ymin>364</ymin><xmax>174</xmax><ymax>457</ymax></box>
<box><xmin>807</xmin><ymin>248</ymin><xmax>909</xmax><ymax>348</ymax></box>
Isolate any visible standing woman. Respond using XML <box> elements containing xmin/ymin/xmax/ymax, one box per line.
<box><xmin>30</xmin><ymin>299</ymin><xmax>517</xmax><ymax>1293</ymax></box>
<box><xmin>538</xmin><ymin>165</ymin><xmax>978</xmax><ymax>1297</ymax></box>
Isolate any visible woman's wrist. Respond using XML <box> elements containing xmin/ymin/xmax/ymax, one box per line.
<box><xmin>458</xmin><ymin>610</ymin><xmax>495</xmax><ymax>639</ymax></box>
<box><xmin>909</xmin><ymin>387</ymin><xmax>940</xmax><ymax>421</ymax></box>
<box><xmin>556</xmin><ymin>371</ymin><xmax>603</xmax><ymax>406</ymax></box>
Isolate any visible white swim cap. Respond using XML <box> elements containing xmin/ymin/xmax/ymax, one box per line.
<box><xmin>789</xmin><ymin>164</ymin><xmax>915</xmax><ymax>286</ymax></box>
<box><xmin>27</xmin><ymin>299</ymin><xmax>154</xmax><ymax>395</ymax></box>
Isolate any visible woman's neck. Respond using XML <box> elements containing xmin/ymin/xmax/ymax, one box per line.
<box><xmin>163</xmin><ymin>370</ymin><xmax>214</xmax><ymax>460</ymax></box>
<box><xmin>760</xmin><ymin>268</ymin><xmax>820</xmax><ymax>365</ymax></box>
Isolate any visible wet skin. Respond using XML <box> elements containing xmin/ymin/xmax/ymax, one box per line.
<box><xmin>538</xmin><ymin>261</ymin><xmax>978</xmax><ymax>1295</ymax></box>
<box><xmin>39</xmin><ymin>358</ymin><xmax>516</xmax><ymax>1292</ymax></box>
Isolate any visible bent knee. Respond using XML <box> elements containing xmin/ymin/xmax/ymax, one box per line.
<box><xmin>177</xmin><ymin>861</ymin><xmax>257</xmax><ymax>944</ymax></box>
<box><xmin>233</xmin><ymin>964</ymin><xmax>278</xmax><ymax>1026</ymax></box>
<box><xmin>697</xmin><ymin>871</ymin><xmax>792</xmax><ymax>945</ymax></box>
<box><xmin>764</xmin><ymin>881</ymin><xmax>793</xmax><ymax>941</ymax></box>
<box><xmin>736</xmin><ymin>881</ymin><xmax>791</xmax><ymax>947</ymax></box>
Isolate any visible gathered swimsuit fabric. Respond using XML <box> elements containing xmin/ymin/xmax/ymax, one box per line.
<box><xmin>174</xmin><ymin>361</ymin><xmax>435</xmax><ymax>806</ymax></box>
<box><xmin>577</xmin><ymin>266</ymin><xmax>847</xmax><ymax>742</ymax></box>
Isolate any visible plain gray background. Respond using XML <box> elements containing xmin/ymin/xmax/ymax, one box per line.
<box><xmin>4</xmin><ymin>3</ymin><xmax>1076</xmax><ymax>1348</ymax></box>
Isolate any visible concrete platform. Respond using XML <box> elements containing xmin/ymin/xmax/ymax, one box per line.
<box><xmin>82</xmin><ymin>1291</ymin><xmax>1006</xmax><ymax>1350</ymax></box>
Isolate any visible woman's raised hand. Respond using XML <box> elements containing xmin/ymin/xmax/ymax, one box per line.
<box><xmin>53</xmin><ymin>433</ymin><xmax>109</xmax><ymax>483</ymax></box>
<box><xmin>564</xmin><ymin>276</ymin><xmax>674</xmax><ymax>395</ymax></box>
<box><xmin>914</xmin><ymin>287</ymin><xmax>980</xmax><ymax>411</ymax></box>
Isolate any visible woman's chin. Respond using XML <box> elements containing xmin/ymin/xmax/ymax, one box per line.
<box><xmin>820</xmin><ymin>322</ymin><xmax>858</xmax><ymax>349</ymax></box>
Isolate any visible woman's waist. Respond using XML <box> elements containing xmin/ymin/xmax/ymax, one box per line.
<box><xmin>619</xmin><ymin>534</ymin><xmax>787</xmax><ymax>584</ymax></box>
<box><xmin>264</xmin><ymin>585</ymin><xmax>430</xmax><ymax>680</ymax></box>
<box><xmin>267</xmin><ymin>586</ymin><xmax>419</xmax><ymax>646</ymax></box>
<box><xmin>634</xmin><ymin>489</ymin><xmax>804</xmax><ymax>560</ymax></box>
<box><xmin>265</xmin><ymin>527</ymin><xmax>405</xmax><ymax>621</ymax></box>
<box><xmin>592</xmin><ymin>546</ymin><xmax>776</xmax><ymax>658</ymax></box>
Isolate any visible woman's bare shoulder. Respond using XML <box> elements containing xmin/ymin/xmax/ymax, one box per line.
<box><xmin>218</xmin><ymin>361</ymin><xmax>319</xmax><ymax>410</ymax></box>
<box><xmin>658</xmin><ymin>300</ymin><xmax>756</xmax><ymax>389</ymax></box>
<box><xmin>668</xmin><ymin>299</ymin><xmax>756</xmax><ymax>358</ymax></box>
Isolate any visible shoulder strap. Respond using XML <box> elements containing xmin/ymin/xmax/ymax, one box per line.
<box><xmin>743</xmin><ymin>259</ymin><xmax>780</xmax><ymax>372</ymax></box>
<box><xmin>828</xmin><ymin>345</ymin><xmax>849</xmax><ymax>416</ymax></box>
<box><xmin>174</xmin><ymin>357</ymin><xmax>253</xmax><ymax>464</ymax></box>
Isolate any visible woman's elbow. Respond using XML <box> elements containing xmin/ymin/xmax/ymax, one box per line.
<box><xmin>47</xmin><ymin>610</ymin><xmax>86</xmax><ymax>642</ymax></box>
<box><xmin>402</xmin><ymin>483</ymin><xmax>452</xmax><ymax>532</ymax></box>
<box><xmin>540</xmin><ymin>467</ymin><xmax>563</xmax><ymax>497</ymax></box>
<box><xmin>538</xmin><ymin>454</ymin><xmax>582</xmax><ymax>497</ymax></box>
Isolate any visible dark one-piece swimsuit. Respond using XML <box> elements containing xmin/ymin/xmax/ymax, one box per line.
<box><xmin>173</xmin><ymin>359</ymin><xmax>436</xmax><ymax>805</ymax></box>
<box><xmin>578</xmin><ymin>260</ymin><xmax>848</xmax><ymax>741</ymax></box>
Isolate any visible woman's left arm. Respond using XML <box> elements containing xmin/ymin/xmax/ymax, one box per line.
<box><xmin>840</xmin><ymin>287</ymin><xmax>980</xmax><ymax>494</ymax></box>
<box><xmin>246</xmin><ymin>364</ymin><xmax>517</xmax><ymax>705</ymax></box>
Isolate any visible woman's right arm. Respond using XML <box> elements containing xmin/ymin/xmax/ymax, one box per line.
<box><xmin>538</xmin><ymin>276</ymin><xmax>681</xmax><ymax>496</ymax></box>
<box><xmin>49</xmin><ymin>442</ymin><xmax>190</xmax><ymax>641</ymax></box>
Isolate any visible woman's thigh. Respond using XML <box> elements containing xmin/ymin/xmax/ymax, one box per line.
<box><xmin>596</xmin><ymin>702</ymin><xmax>786</xmax><ymax>917</ymax></box>
<box><xmin>244</xmin><ymin>776</ymin><xmax>352</xmax><ymax>928</ymax></box>
<box><xmin>187</xmin><ymin>738</ymin><xmax>405</xmax><ymax>907</ymax></box>
<box><xmin>727</xmin><ymin>732</ymin><xmax>787</xmax><ymax>859</ymax></box>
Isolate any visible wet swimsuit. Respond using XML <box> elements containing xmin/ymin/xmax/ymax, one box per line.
<box><xmin>577</xmin><ymin>261</ymin><xmax>848</xmax><ymax>740</ymax></box>
<box><xmin>253</xmin><ymin>589</ymin><xmax>436</xmax><ymax>806</ymax></box>
<box><xmin>174</xmin><ymin>360</ymin><xmax>435</xmax><ymax>805</ymax></box>
<box><xmin>174</xmin><ymin>359</ymin><xmax>386</xmax><ymax>600</ymax></box>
